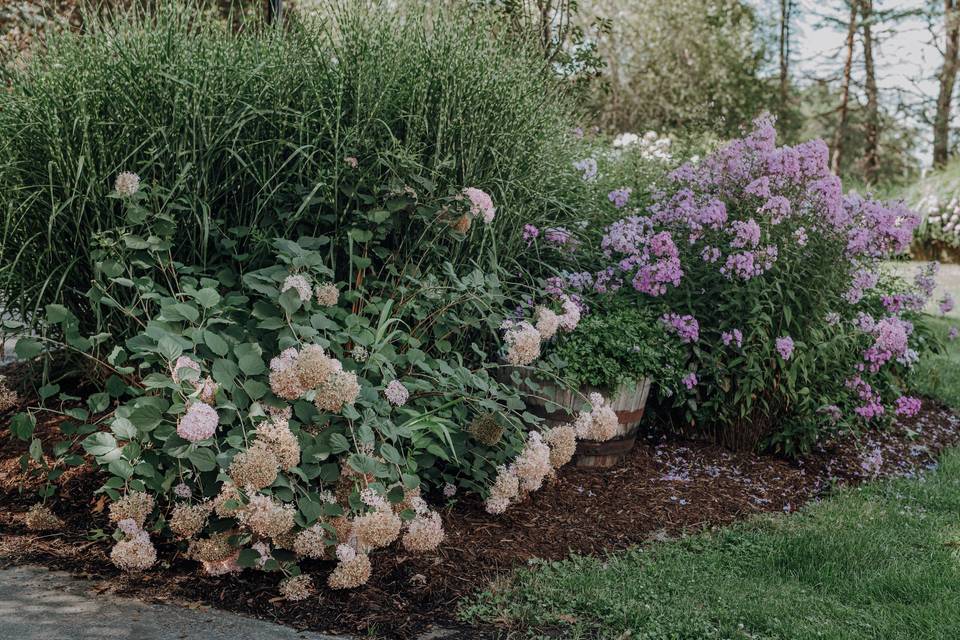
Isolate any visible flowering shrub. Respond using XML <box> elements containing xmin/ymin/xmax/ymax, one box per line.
<box><xmin>8</xmin><ymin>179</ymin><xmax>610</xmax><ymax>593</ymax></box>
<box><xmin>560</xmin><ymin>115</ymin><xmax>930</xmax><ymax>452</ymax></box>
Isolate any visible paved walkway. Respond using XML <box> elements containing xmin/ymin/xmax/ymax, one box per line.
<box><xmin>0</xmin><ymin>565</ymin><xmax>349</xmax><ymax>640</ymax></box>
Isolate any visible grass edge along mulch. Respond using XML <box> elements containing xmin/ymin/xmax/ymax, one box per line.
<box><xmin>462</xmin><ymin>446</ymin><xmax>960</xmax><ymax>640</ymax></box>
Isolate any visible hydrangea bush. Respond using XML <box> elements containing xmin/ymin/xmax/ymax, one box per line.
<box><xmin>9</xmin><ymin>179</ymin><xmax>624</xmax><ymax>593</ymax></box>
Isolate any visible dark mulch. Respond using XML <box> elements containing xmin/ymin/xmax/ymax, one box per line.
<box><xmin>1</xmin><ymin>400</ymin><xmax>958</xmax><ymax>638</ymax></box>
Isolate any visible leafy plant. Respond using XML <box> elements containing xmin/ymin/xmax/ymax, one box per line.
<box><xmin>550</xmin><ymin>303</ymin><xmax>681</xmax><ymax>391</ymax></box>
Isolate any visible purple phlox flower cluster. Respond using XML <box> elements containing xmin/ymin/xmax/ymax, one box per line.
<box><xmin>844</xmin><ymin>196</ymin><xmax>920</xmax><ymax>258</ymax></box>
<box><xmin>846</xmin><ymin>375</ymin><xmax>884</xmax><ymax>420</ymax></box>
<box><xmin>854</xmin><ymin>312</ymin><xmax>876</xmax><ymax>333</ymax></box>
<box><xmin>601</xmin><ymin>216</ymin><xmax>683</xmax><ymax>296</ymax></box>
<box><xmin>862</xmin><ymin>317</ymin><xmax>912</xmax><ymax>373</ymax></box>
<box><xmin>825</xmin><ymin>311</ymin><xmax>841</xmax><ymax>326</ymax></box>
<box><xmin>914</xmin><ymin>262</ymin><xmax>939</xmax><ymax>299</ymax></box>
<box><xmin>860</xmin><ymin>446</ymin><xmax>883</xmax><ymax>476</ymax></box>
<box><xmin>759</xmin><ymin>196</ymin><xmax>792</xmax><ymax>224</ymax></box>
<box><xmin>682</xmin><ymin>372</ymin><xmax>698</xmax><ymax>390</ymax></box>
<box><xmin>939</xmin><ymin>293</ymin><xmax>955</xmax><ymax>315</ymax></box>
<box><xmin>661</xmin><ymin>313</ymin><xmax>699</xmax><ymax>343</ymax></box>
<box><xmin>544</xmin><ymin>226</ymin><xmax>578</xmax><ymax>251</ymax></box>
<box><xmin>522</xmin><ymin>224</ymin><xmax>539</xmax><ymax>246</ymax></box>
<box><xmin>729</xmin><ymin>219</ymin><xmax>761</xmax><ymax>249</ymax></box>
<box><xmin>818</xmin><ymin>404</ymin><xmax>842</xmax><ymax>424</ymax></box>
<box><xmin>701</xmin><ymin>245</ymin><xmax>721</xmax><ymax>263</ymax></box>
<box><xmin>745</xmin><ymin>176</ymin><xmax>771</xmax><ymax>198</ymax></box>
<box><xmin>573</xmin><ymin>158</ymin><xmax>598</xmax><ymax>181</ymax></box>
<box><xmin>793</xmin><ymin>226</ymin><xmax>808</xmax><ymax>246</ymax></box>
<box><xmin>949</xmin><ymin>327</ymin><xmax>959</xmax><ymax>341</ymax></box>
<box><xmin>608</xmin><ymin>187</ymin><xmax>632</xmax><ymax>209</ymax></box>
<box><xmin>775</xmin><ymin>336</ymin><xmax>794</xmax><ymax>360</ymax></box>
<box><xmin>881</xmin><ymin>294</ymin><xmax>910</xmax><ymax>315</ymax></box>
<box><xmin>844</xmin><ymin>268</ymin><xmax>879</xmax><ymax>305</ymax></box>
<box><xmin>720</xmin><ymin>245</ymin><xmax>777</xmax><ymax>281</ymax></box>
<box><xmin>894</xmin><ymin>396</ymin><xmax>922</xmax><ymax>418</ymax></box>
<box><xmin>544</xmin><ymin>276</ymin><xmax>565</xmax><ymax>297</ymax></box>
<box><xmin>721</xmin><ymin>328</ymin><xmax>743</xmax><ymax>348</ymax></box>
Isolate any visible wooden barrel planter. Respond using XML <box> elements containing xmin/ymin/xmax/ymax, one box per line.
<box><xmin>501</xmin><ymin>368</ymin><xmax>652</xmax><ymax>468</ymax></box>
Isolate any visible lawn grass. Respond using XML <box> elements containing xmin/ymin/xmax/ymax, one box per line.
<box><xmin>913</xmin><ymin>315</ymin><xmax>960</xmax><ymax>409</ymax></box>
<box><xmin>462</xmin><ymin>449</ymin><xmax>960</xmax><ymax>640</ymax></box>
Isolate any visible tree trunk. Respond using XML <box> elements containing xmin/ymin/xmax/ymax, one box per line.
<box><xmin>935</xmin><ymin>0</ymin><xmax>960</xmax><ymax>168</ymax></box>
<box><xmin>860</xmin><ymin>0</ymin><xmax>880</xmax><ymax>185</ymax></box>
<box><xmin>831</xmin><ymin>1</ymin><xmax>859</xmax><ymax>176</ymax></box>
<box><xmin>779</xmin><ymin>0</ymin><xmax>793</xmax><ymax>118</ymax></box>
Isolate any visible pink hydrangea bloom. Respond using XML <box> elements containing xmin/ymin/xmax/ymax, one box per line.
<box><xmin>384</xmin><ymin>380</ymin><xmax>409</xmax><ymax>407</ymax></box>
<box><xmin>463</xmin><ymin>187</ymin><xmax>496</xmax><ymax>224</ymax></box>
<box><xmin>177</xmin><ymin>403</ymin><xmax>218</xmax><ymax>442</ymax></box>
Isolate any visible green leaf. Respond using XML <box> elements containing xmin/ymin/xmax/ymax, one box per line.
<box><xmin>174</xmin><ymin>303</ymin><xmax>200</xmax><ymax>323</ymax></box>
<box><xmin>14</xmin><ymin>339</ymin><xmax>43</xmax><ymax>359</ymax></box>
<box><xmin>238</xmin><ymin>353</ymin><xmax>265</xmax><ymax>376</ymax></box>
<box><xmin>128</xmin><ymin>403</ymin><xmax>162</xmax><ymax>431</ymax></box>
<box><xmin>379</xmin><ymin>443</ymin><xmax>403</xmax><ymax>465</ymax></box>
<box><xmin>108</xmin><ymin>458</ymin><xmax>134</xmax><ymax>479</ymax></box>
<box><xmin>329</xmin><ymin>433</ymin><xmax>351</xmax><ymax>454</ymax></box>
<box><xmin>38</xmin><ymin>384</ymin><xmax>60</xmax><ymax>400</ymax></box>
<box><xmin>45</xmin><ymin>304</ymin><xmax>72</xmax><ymax>324</ymax></box>
<box><xmin>187</xmin><ymin>447</ymin><xmax>217</xmax><ymax>472</ymax></box>
<box><xmin>237</xmin><ymin>548</ymin><xmax>262</xmax><ymax>568</ymax></box>
<box><xmin>212</xmin><ymin>358</ymin><xmax>240</xmax><ymax>389</ymax></box>
<box><xmin>193</xmin><ymin>288</ymin><xmax>221</xmax><ymax>309</ymax></box>
<box><xmin>111</xmin><ymin>417</ymin><xmax>138</xmax><ymax>440</ymax></box>
<box><xmin>203</xmin><ymin>330</ymin><xmax>229</xmax><ymax>357</ymax></box>
<box><xmin>87</xmin><ymin>392</ymin><xmax>111</xmax><ymax>414</ymax></box>
<box><xmin>83</xmin><ymin>432</ymin><xmax>119</xmax><ymax>458</ymax></box>
<box><xmin>297</xmin><ymin>498</ymin><xmax>323</xmax><ymax>526</ymax></box>
<box><xmin>28</xmin><ymin>438</ymin><xmax>43</xmax><ymax>462</ymax></box>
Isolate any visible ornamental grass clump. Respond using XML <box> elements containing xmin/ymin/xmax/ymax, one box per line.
<box><xmin>0</xmin><ymin>1</ymin><xmax>585</xmax><ymax>338</ymax></box>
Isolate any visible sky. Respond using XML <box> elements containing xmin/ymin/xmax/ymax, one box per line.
<box><xmin>793</xmin><ymin>0</ymin><xmax>937</xmax><ymax>97</ymax></box>
<box><xmin>788</xmin><ymin>0</ymin><xmax>943</xmax><ymax>161</ymax></box>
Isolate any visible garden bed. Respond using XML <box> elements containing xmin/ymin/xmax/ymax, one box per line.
<box><xmin>2</xmin><ymin>399</ymin><xmax>957</xmax><ymax>638</ymax></box>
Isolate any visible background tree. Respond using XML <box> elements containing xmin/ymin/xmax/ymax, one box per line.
<box><xmin>577</xmin><ymin>0</ymin><xmax>770</xmax><ymax>137</ymax></box>
<box><xmin>831</xmin><ymin>1</ymin><xmax>859</xmax><ymax>176</ymax></box>
<box><xmin>860</xmin><ymin>0</ymin><xmax>881</xmax><ymax>184</ymax></box>
<box><xmin>933</xmin><ymin>0</ymin><xmax>960</xmax><ymax>167</ymax></box>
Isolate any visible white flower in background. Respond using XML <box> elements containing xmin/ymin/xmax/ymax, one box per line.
<box><xmin>612</xmin><ymin>132</ymin><xmax>640</xmax><ymax>148</ymax></box>
<box><xmin>114</xmin><ymin>171</ymin><xmax>141</xmax><ymax>197</ymax></box>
